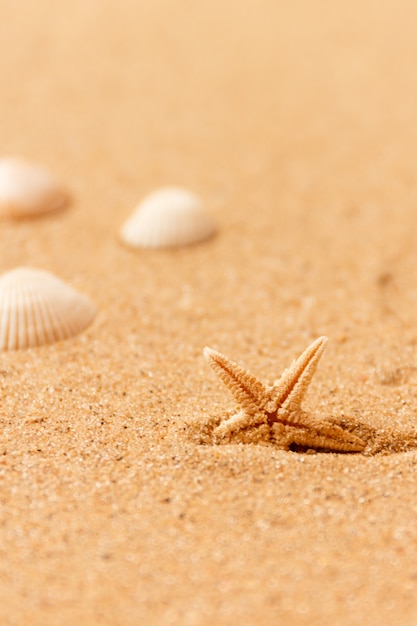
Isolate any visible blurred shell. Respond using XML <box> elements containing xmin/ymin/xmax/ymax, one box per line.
<box><xmin>120</xmin><ymin>187</ymin><xmax>216</xmax><ymax>249</ymax></box>
<box><xmin>0</xmin><ymin>158</ymin><xmax>70</xmax><ymax>219</ymax></box>
<box><xmin>0</xmin><ymin>268</ymin><xmax>96</xmax><ymax>350</ymax></box>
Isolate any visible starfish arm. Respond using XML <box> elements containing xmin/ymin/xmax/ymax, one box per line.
<box><xmin>213</xmin><ymin>409</ymin><xmax>266</xmax><ymax>437</ymax></box>
<box><xmin>272</xmin><ymin>413</ymin><xmax>366</xmax><ymax>452</ymax></box>
<box><xmin>267</xmin><ymin>336</ymin><xmax>328</xmax><ymax>416</ymax></box>
<box><xmin>204</xmin><ymin>347</ymin><xmax>271</xmax><ymax>415</ymax></box>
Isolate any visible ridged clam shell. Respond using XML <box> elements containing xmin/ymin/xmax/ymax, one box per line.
<box><xmin>0</xmin><ymin>268</ymin><xmax>96</xmax><ymax>350</ymax></box>
<box><xmin>120</xmin><ymin>187</ymin><xmax>216</xmax><ymax>249</ymax></box>
<box><xmin>0</xmin><ymin>158</ymin><xmax>70</xmax><ymax>219</ymax></box>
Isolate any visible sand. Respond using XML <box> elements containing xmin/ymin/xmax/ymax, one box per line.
<box><xmin>1</xmin><ymin>0</ymin><xmax>417</xmax><ymax>624</ymax></box>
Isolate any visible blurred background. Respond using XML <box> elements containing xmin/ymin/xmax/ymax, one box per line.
<box><xmin>1</xmin><ymin>0</ymin><xmax>416</xmax><ymax>205</ymax></box>
<box><xmin>1</xmin><ymin>0</ymin><xmax>417</xmax><ymax>337</ymax></box>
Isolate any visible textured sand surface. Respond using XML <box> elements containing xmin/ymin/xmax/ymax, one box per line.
<box><xmin>1</xmin><ymin>1</ymin><xmax>417</xmax><ymax>624</ymax></box>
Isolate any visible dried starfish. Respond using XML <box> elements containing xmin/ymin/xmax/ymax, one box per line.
<box><xmin>203</xmin><ymin>337</ymin><xmax>366</xmax><ymax>452</ymax></box>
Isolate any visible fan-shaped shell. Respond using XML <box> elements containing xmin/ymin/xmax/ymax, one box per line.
<box><xmin>0</xmin><ymin>268</ymin><xmax>96</xmax><ymax>350</ymax></box>
<box><xmin>0</xmin><ymin>158</ymin><xmax>70</xmax><ymax>219</ymax></box>
<box><xmin>120</xmin><ymin>187</ymin><xmax>217</xmax><ymax>249</ymax></box>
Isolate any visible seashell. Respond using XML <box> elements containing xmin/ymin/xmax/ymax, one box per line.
<box><xmin>0</xmin><ymin>157</ymin><xmax>70</xmax><ymax>219</ymax></box>
<box><xmin>120</xmin><ymin>187</ymin><xmax>216</xmax><ymax>249</ymax></box>
<box><xmin>0</xmin><ymin>267</ymin><xmax>96</xmax><ymax>350</ymax></box>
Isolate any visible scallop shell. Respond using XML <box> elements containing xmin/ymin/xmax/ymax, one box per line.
<box><xmin>0</xmin><ymin>158</ymin><xmax>70</xmax><ymax>219</ymax></box>
<box><xmin>120</xmin><ymin>187</ymin><xmax>216</xmax><ymax>249</ymax></box>
<box><xmin>0</xmin><ymin>268</ymin><xmax>96</xmax><ymax>350</ymax></box>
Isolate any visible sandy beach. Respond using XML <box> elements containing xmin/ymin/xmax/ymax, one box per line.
<box><xmin>1</xmin><ymin>1</ymin><xmax>417</xmax><ymax>624</ymax></box>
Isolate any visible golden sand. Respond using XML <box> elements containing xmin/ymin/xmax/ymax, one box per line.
<box><xmin>1</xmin><ymin>1</ymin><xmax>417</xmax><ymax>624</ymax></box>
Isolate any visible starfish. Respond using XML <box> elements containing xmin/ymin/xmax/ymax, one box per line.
<box><xmin>203</xmin><ymin>337</ymin><xmax>366</xmax><ymax>452</ymax></box>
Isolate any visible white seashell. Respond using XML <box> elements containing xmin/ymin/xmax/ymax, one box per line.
<box><xmin>0</xmin><ymin>267</ymin><xmax>96</xmax><ymax>350</ymax></box>
<box><xmin>120</xmin><ymin>187</ymin><xmax>216</xmax><ymax>249</ymax></box>
<box><xmin>0</xmin><ymin>158</ymin><xmax>70</xmax><ymax>219</ymax></box>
